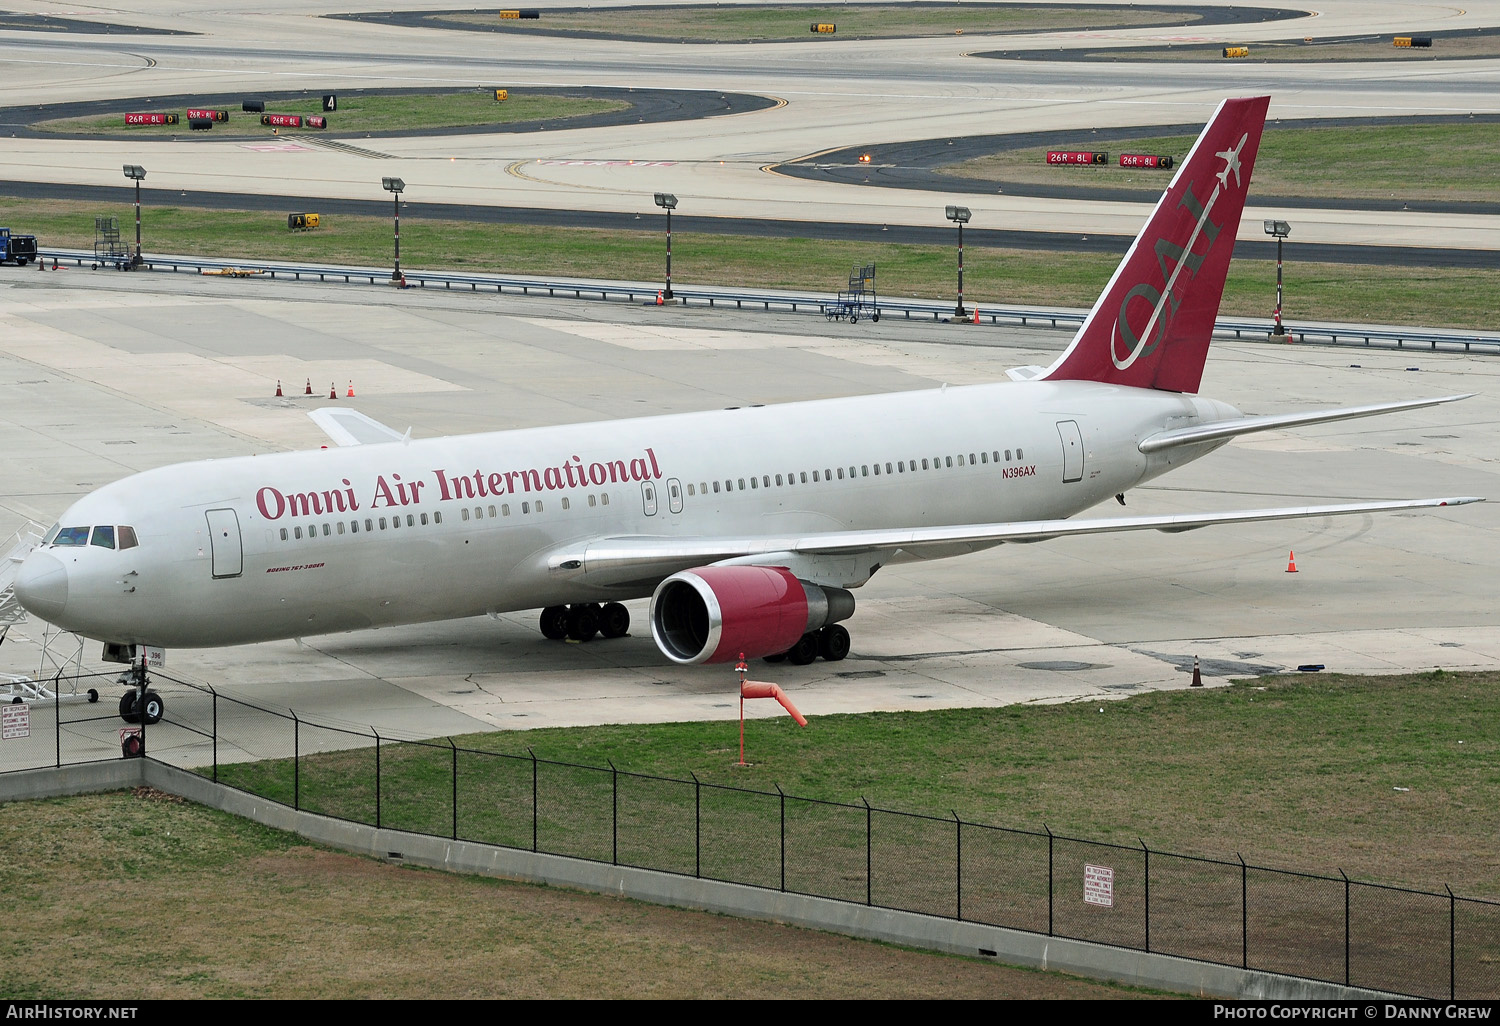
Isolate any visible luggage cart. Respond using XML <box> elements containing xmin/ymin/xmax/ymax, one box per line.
<box><xmin>824</xmin><ymin>263</ymin><xmax>880</xmax><ymax>323</ymax></box>
<box><xmin>92</xmin><ymin>216</ymin><xmax>131</xmax><ymax>270</ymax></box>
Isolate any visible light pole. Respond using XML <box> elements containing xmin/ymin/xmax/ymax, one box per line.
<box><xmin>655</xmin><ymin>192</ymin><xmax>677</xmax><ymax>300</ymax></box>
<box><xmin>122</xmin><ymin>165</ymin><xmax>146</xmax><ymax>268</ymax></box>
<box><xmin>382</xmin><ymin>177</ymin><xmax>405</xmax><ymax>282</ymax></box>
<box><xmin>1263</xmin><ymin>219</ymin><xmax>1291</xmax><ymax>336</ymax></box>
<box><xmin>946</xmin><ymin>205</ymin><xmax>971</xmax><ymax>319</ymax></box>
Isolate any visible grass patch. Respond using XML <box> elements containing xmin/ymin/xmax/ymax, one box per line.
<box><xmin>946</xmin><ymin>123</ymin><xmax>1500</xmax><ymax>204</ymax></box>
<box><xmin>442</xmin><ymin>4</ymin><xmax>1187</xmax><ymax>41</ymax></box>
<box><xmin>0</xmin><ymin>789</ymin><xmax>1162</xmax><ymax>998</ymax></box>
<box><xmin>9</xmin><ymin>195</ymin><xmax>1497</xmax><ymax>330</ymax></box>
<box><xmin>31</xmin><ymin>92</ymin><xmax>627</xmax><ymax>137</ymax></box>
<box><xmin>208</xmin><ymin>671</ymin><xmax>1500</xmax><ymax>897</ymax></box>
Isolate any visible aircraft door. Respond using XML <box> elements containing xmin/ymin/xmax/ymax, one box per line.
<box><xmin>667</xmin><ymin>478</ymin><xmax>683</xmax><ymax>514</ymax></box>
<box><xmin>642</xmin><ymin>481</ymin><xmax>659</xmax><ymax>516</ymax></box>
<box><xmin>205</xmin><ymin>508</ymin><xmax>243</xmax><ymax>579</ymax></box>
<box><xmin>1056</xmin><ymin>420</ymin><xmax>1084</xmax><ymax>483</ymax></box>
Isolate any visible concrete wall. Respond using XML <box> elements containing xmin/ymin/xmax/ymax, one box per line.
<box><xmin>1</xmin><ymin>760</ymin><xmax>1405</xmax><ymax>1001</ymax></box>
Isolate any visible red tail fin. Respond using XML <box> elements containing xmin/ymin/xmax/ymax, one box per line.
<box><xmin>1042</xmin><ymin>96</ymin><xmax>1269</xmax><ymax>393</ymax></box>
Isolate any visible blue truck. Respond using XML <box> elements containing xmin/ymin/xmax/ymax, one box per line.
<box><xmin>0</xmin><ymin>228</ymin><xmax>38</xmax><ymax>266</ymax></box>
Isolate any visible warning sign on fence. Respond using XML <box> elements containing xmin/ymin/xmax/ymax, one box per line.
<box><xmin>2</xmin><ymin>703</ymin><xmax>30</xmax><ymax>739</ymax></box>
<box><xmin>1084</xmin><ymin>864</ymin><xmax>1114</xmax><ymax>907</ymax></box>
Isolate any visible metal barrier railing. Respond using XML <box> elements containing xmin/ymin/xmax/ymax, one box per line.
<box><xmin>36</xmin><ymin>248</ymin><xmax>1500</xmax><ymax>355</ymax></box>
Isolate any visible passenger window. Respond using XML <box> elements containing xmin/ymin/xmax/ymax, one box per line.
<box><xmin>379</xmin><ymin>518</ymin><xmax>387</xmax><ymax>530</ymax></box>
<box><xmin>813</xmin><ymin>471</ymin><xmax>820</xmax><ymax>482</ymax></box>
<box><xmin>775</xmin><ymin>474</ymin><xmax>783</xmax><ymax>486</ymax></box>
<box><xmin>1006</xmin><ymin>450</ymin><xmax>1012</xmax><ymax>462</ymax></box>
<box><xmin>873</xmin><ymin>464</ymin><xmax>881</xmax><ymax>476</ymax></box>
<box><xmin>90</xmin><ymin>526</ymin><xmax>116</xmax><ymax>549</ymax></box>
<box><xmin>824</xmin><ymin>468</ymin><xmax>832</xmax><ymax>480</ymax></box>
<box><xmin>1017</xmin><ymin>448</ymin><xmax>1025</xmax><ymax>459</ymax></box>
<box><xmin>969</xmin><ymin>453</ymin><xmax>976</xmax><ymax>464</ymax></box>
<box><xmin>323</xmin><ymin>524</ymin><xmax>331</xmax><ymax>536</ymax></box>
<box><xmin>294</xmin><ymin>526</ymin><xmax>303</xmax><ymax>540</ymax></box>
<box><xmin>434</xmin><ymin>511</ymin><xmax>443</xmax><ymax>524</ymax></box>
<box><xmin>420</xmin><ymin>513</ymin><xmax>428</xmax><ymax>526</ymax></box>
<box><xmin>800</xmin><ymin>472</ymin><xmax>807</xmax><ymax>484</ymax></box>
<box><xmin>687</xmin><ymin>484</ymin><xmax>695</xmax><ymax>497</ymax></box>
<box><xmin>738</xmin><ymin>479</ymin><xmax>745</xmax><ymax>490</ymax></box>
<box><xmin>713</xmin><ymin>481</ymin><xmax>720</xmax><ymax>493</ymax></box>
<box><xmin>588</xmin><ymin>495</ymin><xmax>597</xmax><ymax>507</ymax></box>
<box><xmin>337</xmin><ymin>522</ymin><xmax>345</xmax><ymax>535</ymax></box>
<box><xmin>946</xmin><ymin>457</ymin><xmax>953</xmax><ymax>468</ymax></box>
<box><xmin>488</xmin><ymin>506</ymin><xmax>496</xmax><ymax>518</ymax></box>
<box><xmin>365</xmin><ymin>519</ymin><xmax>374</xmax><ymax>532</ymax></box>
<box><xmin>762</xmin><ymin>476</ymin><xmax>770</xmax><ymax>488</ymax></box>
<box><xmin>53</xmin><ymin>527</ymin><xmax>90</xmax><ymax>547</ymax></box>
<box><xmin>474</xmin><ymin>507</ymin><xmax>483</xmax><ymax>520</ymax></box>
<box><xmin>750</xmin><ymin>477</ymin><xmax>758</xmax><ymax>489</ymax></box>
<box><xmin>280</xmin><ymin>528</ymin><xmax>288</xmax><ymax>541</ymax></box>
<box><xmin>981</xmin><ymin>452</ymin><xmax>988</xmax><ymax>464</ymax></box>
<box><xmin>462</xmin><ymin>508</ymin><xmax>470</xmax><ymax>521</ymax></box>
<box><xmin>898</xmin><ymin>462</ymin><xmax>905</xmax><ymax>473</ymax></box>
<box><xmin>535</xmin><ymin>500</ymin><xmax>543</xmax><ymax>513</ymax></box>
<box><xmin>922</xmin><ymin>459</ymin><xmax>929</xmax><ymax>470</ymax></box>
<box><xmin>406</xmin><ymin>515</ymin><xmax>415</xmax><ymax>527</ymax></box>
<box><xmin>885</xmin><ymin>463</ymin><xmax>892</xmax><ymax>474</ymax></box>
<box><xmin>562</xmin><ymin>497</ymin><xmax>570</xmax><ymax>510</ymax></box>
<box><xmin>992</xmin><ymin>451</ymin><xmax>1000</xmax><ymax>462</ymax></box>
<box><xmin>601</xmin><ymin>493</ymin><xmax>609</xmax><ymax>505</ymax></box>
<box><xmin>391</xmin><ymin>516</ymin><xmax>400</xmax><ymax>530</ymax></box>
<box><xmin>350</xmin><ymin>521</ymin><xmax>359</xmax><ymax>534</ymax></box>
<box><xmin>502</xmin><ymin>504</ymin><xmax>510</xmax><ymax>516</ymax></box>
<box><xmin>522</xmin><ymin>502</ymin><xmax>530</xmax><ymax>514</ymax></box>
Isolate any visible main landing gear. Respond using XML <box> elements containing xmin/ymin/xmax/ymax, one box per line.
<box><xmin>115</xmin><ymin>663</ymin><xmax>164</xmax><ymax>725</ymax></box>
<box><xmin>539</xmin><ymin>602</ymin><xmax>631</xmax><ymax>643</ymax></box>
<box><xmin>764</xmin><ymin>624</ymin><xmax>850</xmax><ymax>666</ymax></box>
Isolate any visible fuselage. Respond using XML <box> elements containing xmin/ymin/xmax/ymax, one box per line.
<box><xmin>16</xmin><ymin>378</ymin><xmax>1237</xmax><ymax>648</ymax></box>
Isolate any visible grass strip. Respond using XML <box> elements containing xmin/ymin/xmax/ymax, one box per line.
<box><xmin>946</xmin><ymin>123</ymin><xmax>1500</xmax><ymax>204</ymax></box>
<box><xmin>31</xmin><ymin>93</ymin><xmax>627</xmax><ymax>137</ymax></box>
<box><xmin>7</xmin><ymin>197</ymin><xmax>1496</xmax><ymax>329</ymax></box>
<box><xmin>207</xmin><ymin>670</ymin><xmax>1500</xmax><ymax>896</ymax></box>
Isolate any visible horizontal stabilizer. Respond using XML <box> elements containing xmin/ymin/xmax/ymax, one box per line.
<box><xmin>1138</xmin><ymin>394</ymin><xmax>1473</xmax><ymax>453</ymax></box>
<box><xmin>307</xmin><ymin>407</ymin><xmax>406</xmax><ymax>447</ymax></box>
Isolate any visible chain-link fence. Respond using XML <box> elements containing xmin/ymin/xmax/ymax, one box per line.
<box><xmin>4</xmin><ymin>670</ymin><xmax>1496</xmax><ymax>998</ymax></box>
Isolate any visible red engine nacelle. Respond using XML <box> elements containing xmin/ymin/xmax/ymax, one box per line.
<box><xmin>649</xmin><ymin>566</ymin><xmax>854</xmax><ymax>664</ymax></box>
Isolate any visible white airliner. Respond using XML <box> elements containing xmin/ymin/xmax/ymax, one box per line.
<box><xmin>10</xmin><ymin>95</ymin><xmax>1481</xmax><ymax>724</ymax></box>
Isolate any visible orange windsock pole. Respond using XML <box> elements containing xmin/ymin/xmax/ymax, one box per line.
<box><xmin>735</xmin><ymin>654</ymin><xmax>807</xmax><ymax>766</ymax></box>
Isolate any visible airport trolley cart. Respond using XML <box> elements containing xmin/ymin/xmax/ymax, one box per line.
<box><xmin>824</xmin><ymin>263</ymin><xmax>880</xmax><ymax>323</ymax></box>
<box><xmin>92</xmin><ymin>216</ymin><xmax>131</xmax><ymax>270</ymax></box>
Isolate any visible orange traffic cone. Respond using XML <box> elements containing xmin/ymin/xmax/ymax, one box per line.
<box><xmin>1286</xmin><ymin>550</ymin><xmax>1298</xmax><ymax>573</ymax></box>
<box><xmin>304</xmin><ymin>378</ymin><xmax>312</xmax><ymax>396</ymax></box>
<box><xmin>1191</xmin><ymin>655</ymin><xmax>1203</xmax><ymax>687</ymax></box>
<box><xmin>347</xmin><ymin>380</ymin><xmax>355</xmax><ymax>398</ymax></box>
<box><xmin>657</xmin><ymin>291</ymin><xmax>664</xmax><ymax>305</ymax></box>
<box><xmin>329</xmin><ymin>382</ymin><xmax>338</xmax><ymax>399</ymax></box>
<box><xmin>973</xmin><ymin>306</ymin><xmax>980</xmax><ymax>325</ymax></box>
<box><xmin>275</xmin><ymin>380</ymin><xmax>283</xmax><ymax>397</ymax></box>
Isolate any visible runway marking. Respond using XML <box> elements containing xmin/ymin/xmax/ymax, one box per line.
<box><xmin>239</xmin><ymin>142</ymin><xmax>312</xmax><ymax>152</ymax></box>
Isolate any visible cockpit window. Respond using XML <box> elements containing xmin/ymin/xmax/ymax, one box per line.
<box><xmin>42</xmin><ymin>523</ymin><xmax>60</xmax><ymax>545</ymax></box>
<box><xmin>90</xmin><ymin>526</ymin><xmax>116</xmax><ymax>549</ymax></box>
<box><xmin>52</xmin><ymin>527</ymin><xmax>90</xmax><ymax>546</ymax></box>
<box><xmin>118</xmin><ymin>526</ymin><xmax>138</xmax><ymax>550</ymax></box>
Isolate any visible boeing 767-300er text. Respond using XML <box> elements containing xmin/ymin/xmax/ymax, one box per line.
<box><xmin>10</xmin><ymin>96</ymin><xmax>1481</xmax><ymax>724</ymax></box>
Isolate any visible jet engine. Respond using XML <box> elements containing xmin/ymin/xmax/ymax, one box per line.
<box><xmin>649</xmin><ymin>565</ymin><xmax>855</xmax><ymax>664</ymax></box>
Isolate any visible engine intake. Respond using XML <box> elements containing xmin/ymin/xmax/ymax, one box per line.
<box><xmin>650</xmin><ymin>565</ymin><xmax>855</xmax><ymax>664</ymax></box>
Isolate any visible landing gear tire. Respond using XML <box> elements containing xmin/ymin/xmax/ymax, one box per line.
<box><xmin>119</xmin><ymin>691</ymin><xmax>140</xmax><ymax>723</ymax></box>
<box><xmin>786</xmin><ymin>633</ymin><xmax>819</xmax><ymax>666</ymax></box>
<box><xmin>140</xmin><ymin>690</ymin><xmax>164</xmax><ymax>725</ymax></box>
<box><xmin>763</xmin><ymin>652</ymin><xmax>787</xmax><ymax>664</ymax></box>
<box><xmin>539</xmin><ymin>605</ymin><xmax>569</xmax><ymax>640</ymax></box>
<box><xmin>566</xmin><ymin>603</ymin><xmax>600</xmax><ymax>641</ymax></box>
<box><xmin>818</xmin><ymin>624</ymin><xmax>851</xmax><ymax>662</ymax></box>
<box><xmin>87</xmin><ymin>689</ymin><xmax>99</xmax><ymax>703</ymax></box>
<box><xmin>599</xmin><ymin>602</ymin><xmax>630</xmax><ymax>639</ymax></box>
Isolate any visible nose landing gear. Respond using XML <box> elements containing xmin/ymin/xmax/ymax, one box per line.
<box><xmin>116</xmin><ymin>663</ymin><xmax>164</xmax><ymax>725</ymax></box>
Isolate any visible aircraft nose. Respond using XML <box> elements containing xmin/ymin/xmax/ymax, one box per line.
<box><xmin>13</xmin><ymin>549</ymin><xmax>68</xmax><ymax>621</ymax></box>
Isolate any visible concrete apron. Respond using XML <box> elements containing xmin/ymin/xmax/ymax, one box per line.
<box><xmin>3</xmin><ymin>760</ymin><xmax>1407</xmax><ymax>1001</ymax></box>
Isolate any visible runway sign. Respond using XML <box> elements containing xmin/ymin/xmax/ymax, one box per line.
<box><xmin>187</xmin><ymin>109</ymin><xmax>229</xmax><ymax>122</ymax></box>
<box><xmin>1223</xmin><ymin>46</ymin><xmax>1249</xmax><ymax>58</ymax></box>
<box><xmin>261</xmin><ymin>113</ymin><xmax>303</xmax><ymax>128</ymax></box>
<box><xmin>500</xmin><ymin>9</ymin><xmax>539</xmax><ymax>17</ymax></box>
<box><xmin>188</xmin><ymin>118</ymin><xmax>213</xmax><ymax>131</ymax></box>
<box><xmin>125</xmin><ymin>112</ymin><xmax>178</xmax><ymax>126</ymax></box>
<box><xmin>811</xmin><ymin>23</ymin><xmax>836</xmax><ymax>33</ymax></box>
<box><xmin>305</xmin><ymin>115</ymin><xmax>327</xmax><ymax>129</ymax></box>
<box><xmin>323</xmin><ymin>94</ymin><xmax>337</xmax><ymax>111</ymax></box>
<box><xmin>495</xmin><ymin>89</ymin><xmax>509</xmax><ymax>101</ymax></box>
<box><xmin>1394</xmin><ymin>36</ymin><xmax>1432</xmax><ymax>48</ymax></box>
<box><xmin>288</xmin><ymin>213</ymin><xmax>321</xmax><ymax>231</ymax></box>
<box><xmin>1119</xmin><ymin>153</ymin><xmax>1173</xmax><ymax>169</ymax></box>
<box><xmin>1047</xmin><ymin>150</ymin><xmax>1108</xmax><ymax>166</ymax></box>
<box><xmin>243</xmin><ymin>99</ymin><xmax>265</xmax><ymax>113</ymax></box>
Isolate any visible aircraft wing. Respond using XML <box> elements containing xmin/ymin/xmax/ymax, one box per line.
<box><xmin>307</xmin><ymin>407</ymin><xmax>407</xmax><ymax>447</ymax></box>
<box><xmin>548</xmin><ymin>495</ymin><xmax>1483</xmax><ymax>586</ymax></box>
<box><xmin>1139</xmin><ymin>395</ymin><xmax>1472</xmax><ymax>453</ymax></box>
